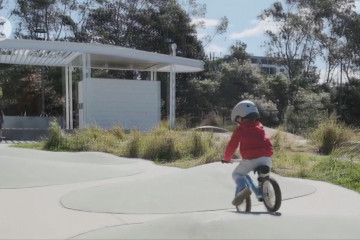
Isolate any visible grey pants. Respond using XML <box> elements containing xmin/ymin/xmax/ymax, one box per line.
<box><xmin>232</xmin><ymin>157</ymin><xmax>272</xmax><ymax>191</ymax></box>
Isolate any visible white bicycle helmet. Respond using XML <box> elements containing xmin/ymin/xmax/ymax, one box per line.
<box><xmin>231</xmin><ymin>100</ymin><xmax>259</xmax><ymax>122</ymax></box>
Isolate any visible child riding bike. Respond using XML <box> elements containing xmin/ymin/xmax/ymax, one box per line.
<box><xmin>222</xmin><ymin>100</ymin><xmax>273</xmax><ymax>206</ymax></box>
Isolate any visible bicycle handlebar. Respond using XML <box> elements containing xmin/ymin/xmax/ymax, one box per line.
<box><xmin>221</xmin><ymin>159</ymin><xmax>242</xmax><ymax>164</ymax></box>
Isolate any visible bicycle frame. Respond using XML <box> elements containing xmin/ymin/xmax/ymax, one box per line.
<box><xmin>244</xmin><ymin>175</ymin><xmax>262</xmax><ymax>200</ymax></box>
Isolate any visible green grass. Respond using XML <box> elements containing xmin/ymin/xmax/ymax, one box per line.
<box><xmin>271</xmin><ymin>146</ymin><xmax>360</xmax><ymax>193</ymax></box>
<box><xmin>309</xmin><ymin>152</ymin><xmax>360</xmax><ymax>193</ymax></box>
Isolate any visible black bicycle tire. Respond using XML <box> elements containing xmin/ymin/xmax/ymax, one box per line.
<box><xmin>262</xmin><ymin>177</ymin><xmax>282</xmax><ymax>212</ymax></box>
<box><xmin>236</xmin><ymin>195</ymin><xmax>252</xmax><ymax>213</ymax></box>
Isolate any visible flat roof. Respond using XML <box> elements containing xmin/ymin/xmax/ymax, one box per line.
<box><xmin>0</xmin><ymin>39</ymin><xmax>204</xmax><ymax>73</ymax></box>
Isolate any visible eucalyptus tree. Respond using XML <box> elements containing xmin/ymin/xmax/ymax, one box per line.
<box><xmin>261</xmin><ymin>0</ymin><xmax>359</xmax><ymax>84</ymax></box>
<box><xmin>293</xmin><ymin>0</ymin><xmax>358</xmax><ymax>84</ymax></box>
<box><xmin>12</xmin><ymin>0</ymin><xmax>86</xmax><ymax>40</ymax></box>
<box><xmin>8</xmin><ymin>0</ymin><xmax>95</xmax><ymax>116</ymax></box>
<box><xmin>260</xmin><ymin>1</ymin><xmax>323</xmax><ymax>83</ymax></box>
<box><xmin>83</xmin><ymin>0</ymin><xmax>204</xmax><ymax>58</ymax></box>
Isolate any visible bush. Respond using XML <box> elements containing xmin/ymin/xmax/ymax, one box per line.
<box><xmin>339</xmin><ymin>79</ymin><xmax>360</xmax><ymax>126</ymax></box>
<box><xmin>123</xmin><ymin>130</ymin><xmax>141</xmax><ymax>158</ymax></box>
<box><xmin>309</xmin><ymin>118</ymin><xmax>354</xmax><ymax>154</ymax></box>
<box><xmin>44</xmin><ymin>121</ymin><xmax>68</xmax><ymax>150</ymax></box>
<box><xmin>186</xmin><ymin>131</ymin><xmax>207</xmax><ymax>157</ymax></box>
<box><xmin>41</xmin><ymin>121</ymin><xmax>230</xmax><ymax>166</ymax></box>
<box><xmin>108</xmin><ymin>125</ymin><xmax>126</xmax><ymax>140</ymax></box>
<box><xmin>285</xmin><ymin>88</ymin><xmax>330</xmax><ymax>135</ymax></box>
<box><xmin>141</xmin><ymin>133</ymin><xmax>178</xmax><ymax>161</ymax></box>
<box><xmin>200</xmin><ymin>137</ymin><xmax>227</xmax><ymax>164</ymax></box>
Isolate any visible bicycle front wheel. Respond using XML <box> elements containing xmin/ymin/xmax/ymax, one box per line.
<box><xmin>261</xmin><ymin>177</ymin><xmax>282</xmax><ymax>212</ymax></box>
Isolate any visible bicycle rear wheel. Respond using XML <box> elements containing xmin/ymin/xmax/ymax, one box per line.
<box><xmin>235</xmin><ymin>196</ymin><xmax>251</xmax><ymax>213</ymax></box>
<box><xmin>261</xmin><ymin>177</ymin><xmax>281</xmax><ymax>212</ymax></box>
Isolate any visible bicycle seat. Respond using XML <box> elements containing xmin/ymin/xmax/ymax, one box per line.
<box><xmin>254</xmin><ymin>166</ymin><xmax>270</xmax><ymax>178</ymax></box>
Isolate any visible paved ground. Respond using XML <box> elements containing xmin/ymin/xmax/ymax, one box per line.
<box><xmin>0</xmin><ymin>143</ymin><xmax>360</xmax><ymax>239</ymax></box>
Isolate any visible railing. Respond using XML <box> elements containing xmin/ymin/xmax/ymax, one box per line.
<box><xmin>2</xmin><ymin>116</ymin><xmax>61</xmax><ymax>141</ymax></box>
<box><xmin>3</xmin><ymin>116</ymin><xmax>60</xmax><ymax>129</ymax></box>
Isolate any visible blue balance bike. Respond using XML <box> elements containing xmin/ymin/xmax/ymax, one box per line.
<box><xmin>233</xmin><ymin>161</ymin><xmax>282</xmax><ymax>213</ymax></box>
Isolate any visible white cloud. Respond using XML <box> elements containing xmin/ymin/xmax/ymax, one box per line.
<box><xmin>355</xmin><ymin>0</ymin><xmax>360</xmax><ymax>12</ymax></box>
<box><xmin>196</xmin><ymin>33</ymin><xmax>207</xmax><ymax>39</ymax></box>
<box><xmin>192</xmin><ymin>18</ymin><xmax>220</xmax><ymax>28</ymax></box>
<box><xmin>230</xmin><ymin>18</ymin><xmax>279</xmax><ymax>40</ymax></box>
<box><xmin>0</xmin><ymin>17</ymin><xmax>12</xmax><ymax>40</ymax></box>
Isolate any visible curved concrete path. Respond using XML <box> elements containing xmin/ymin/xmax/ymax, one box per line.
<box><xmin>0</xmin><ymin>146</ymin><xmax>145</xmax><ymax>188</ymax></box>
<box><xmin>0</xmin><ymin>144</ymin><xmax>359</xmax><ymax>239</ymax></box>
<box><xmin>61</xmin><ymin>163</ymin><xmax>315</xmax><ymax>214</ymax></box>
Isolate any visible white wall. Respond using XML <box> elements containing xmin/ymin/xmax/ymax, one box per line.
<box><xmin>79</xmin><ymin>78</ymin><xmax>161</xmax><ymax>131</ymax></box>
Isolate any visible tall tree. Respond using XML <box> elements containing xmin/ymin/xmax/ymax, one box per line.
<box><xmin>83</xmin><ymin>0</ymin><xmax>204</xmax><ymax>58</ymax></box>
<box><xmin>261</xmin><ymin>0</ymin><xmax>359</xmax><ymax>84</ymax></box>
<box><xmin>295</xmin><ymin>0</ymin><xmax>357</xmax><ymax>84</ymax></box>
<box><xmin>12</xmin><ymin>0</ymin><xmax>83</xmax><ymax>40</ymax></box>
<box><xmin>260</xmin><ymin>1</ymin><xmax>324</xmax><ymax>82</ymax></box>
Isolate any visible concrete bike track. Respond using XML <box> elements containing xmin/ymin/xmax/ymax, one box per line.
<box><xmin>0</xmin><ymin>142</ymin><xmax>360</xmax><ymax>239</ymax></box>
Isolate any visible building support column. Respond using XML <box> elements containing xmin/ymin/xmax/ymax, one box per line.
<box><xmin>65</xmin><ymin>66</ymin><xmax>69</xmax><ymax>129</ymax></box>
<box><xmin>65</xmin><ymin>65</ymin><xmax>74</xmax><ymax>130</ymax></box>
<box><xmin>79</xmin><ymin>53</ymin><xmax>91</xmax><ymax>129</ymax></box>
<box><xmin>169</xmin><ymin>66</ymin><xmax>176</xmax><ymax>129</ymax></box>
<box><xmin>69</xmin><ymin>65</ymin><xmax>73</xmax><ymax>129</ymax></box>
<box><xmin>168</xmin><ymin>43</ymin><xmax>177</xmax><ymax>129</ymax></box>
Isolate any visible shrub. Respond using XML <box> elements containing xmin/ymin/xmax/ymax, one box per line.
<box><xmin>68</xmin><ymin>126</ymin><xmax>104</xmax><ymax>151</ymax></box>
<box><xmin>44</xmin><ymin>121</ymin><xmax>68</xmax><ymax>150</ymax></box>
<box><xmin>108</xmin><ymin>125</ymin><xmax>126</xmax><ymax>140</ymax></box>
<box><xmin>309</xmin><ymin>118</ymin><xmax>353</xmax><ymax>154</ymax></box>
<box><xmin>200</xmin><ymin>137</ymin><xmax>227</xmax><ymax>164</ymax></box>
<box><xmin>271</xmin><ymin>128</ymin><xmax>284</xmax><ymax>150</ymax></box>
<box><xmin>141</xmin><ymin>132</ymin><xmax>178</xmax><ymax>161</ymax></box>
<box><xmin>186</xmin><ymin>131</ymin><xmax>207</xmax><ymax>157</ymax></box>
<box><xmin>123</xmin><ymin>130</ymin><xmax>141</xmax><ymax>158</ymax></box>
<box><xmin>285</xmin><ymin>88</ymin><xmax>331</xmax><ymax>135</ymax></box>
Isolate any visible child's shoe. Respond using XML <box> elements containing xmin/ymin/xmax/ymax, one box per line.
<box><xmin>232</xmin><ymin>188</ymin><xmax>251</xmax><ymax>206</ymax></box>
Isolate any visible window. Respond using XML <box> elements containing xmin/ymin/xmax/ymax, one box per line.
<box><xmin>270</xmin><ymin>67</ymin><xmax>276</xmax><ymax>75</ymax></box>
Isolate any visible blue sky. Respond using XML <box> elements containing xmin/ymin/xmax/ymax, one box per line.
<box><xmin>192</xmin><ymin>0</ymin><xmax>277</xmax><ymax>57</ymax></box>
<box><xmin>193</xmin><ymin>0</ymin><xmax>360</xmax><ymax>59</ymax></box>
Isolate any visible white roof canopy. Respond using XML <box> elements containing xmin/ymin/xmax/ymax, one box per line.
<box><xmin>0</xmin><ymin>39</ymin><xmax>204</xmax><ymax>130</ymax></box>
<box><xmin>0</xmin><ymin>39</ymin><xmax>204</xmax><ymax>73</ymax></box>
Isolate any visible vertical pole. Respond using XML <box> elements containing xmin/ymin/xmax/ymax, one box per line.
<box><xmin>169</xmin><ymin>66</ymin><xmax>176</xmax><ymax>129</ymax></box>
<box><xmin>168</xmin><ymin>43</ymin><xmax>177</xmax><ymax>129</ymax></box>
<box><xmin>81</xmin><ymin>53</ymin><xmax>91</xmax><ymax>128</ymax></box>
<box><xmin>339</xmin><ymin>61</ymin><xmax>343</xmax><ymax>117</ymax></box>
<box><xmin>69</xmin><ymin>65</ymin><xmax>73</xmax><ymax>129</ymax></box>
<box><xmin>41</xmin><ymin>67</ymin><xmax>45</xmax><ymax>116</ymax></box>
<box><xmin>65</xmin><ymin>66</ymin><xmax>69</xmax><ymax>129</ymax></box>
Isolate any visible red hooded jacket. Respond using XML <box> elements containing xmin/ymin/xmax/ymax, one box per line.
<box><xmin>224</xmin><ymin>121</ymin><xmax>273</xmax><ymax>161</ymax></box>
